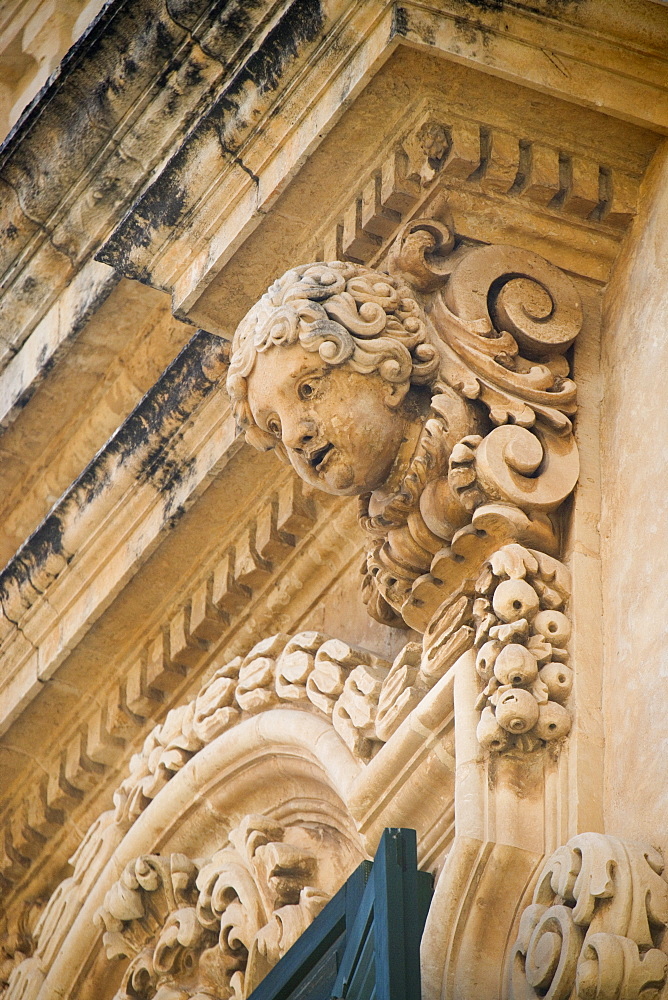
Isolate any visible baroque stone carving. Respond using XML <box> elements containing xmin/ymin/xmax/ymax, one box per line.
<box><xmin>375</xmin><ymin>543</ymin><xmax>572</xmax><ymax>751</ymax></box>
<box><xmin>15</xmin><ymin>627</ymin><xmax>387</xmax><ymax>995</ymax></box>
<box><xmin>472</xmin><ymin>544</ymin><xmax>572</xmax><ymax>751</ymax></box>
<box><xmin>226</xmin><ymin>208</ymin><xmax>582</xmax><ymax>634</ymax></box>
<box><xmin>0</xmin><ymin>900</ymin><xmax>45</xmax><ymax>999</ymax></box>
<box><xmin>508</xmin><ymin>834</ymin><xmax>668</xmax><ymax>1000</ymax></box>
<box><xmin>96</xmin><ymin>815</ymin><xmax>331</xmax><ymax>1000</ymax></box>
<box><xmin>112</xmin><ymin>631</ymin><xmax>390</xmax><ymax>835</ymax></box>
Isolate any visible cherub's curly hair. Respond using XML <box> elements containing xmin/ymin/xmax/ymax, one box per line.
<box><xmin>226</xmin><ymin>261</ymin><xmax>440</xmax><ymax>454</ymax></box>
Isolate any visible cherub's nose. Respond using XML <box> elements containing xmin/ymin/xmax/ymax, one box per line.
<box><xmin>282</xmin><ymin>418</ymin><xmax>318</xmax><ymax>452</ymax></box>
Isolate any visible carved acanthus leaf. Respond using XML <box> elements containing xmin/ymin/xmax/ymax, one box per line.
<box><xmin>388</xmin><ymin>212</ymin><xmax>582</xmax><ymax>430</ymax></box>
<box><xmin>354</xmin><ymin>211</ymin><xmax>583</xmax><ymax>631</ymax></box>
<box><xmin>508</xmin><ymin>835</ymin><xmax>668</xmax><ymax>1000</ymax></box>
<box><xmin>95</xmin><ymin>816</ymin><xmax>331</xmax><ymax>1000</ymax></box>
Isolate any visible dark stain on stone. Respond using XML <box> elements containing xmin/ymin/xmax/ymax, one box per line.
<box><xmin>184</xmin><ymin>59</ymin><xmax>204</xmax><ymax>89</ymax></box>
<box><xmin>15</xmin><ymin>385</ymin><xmax>36</xmax><ymax>411</ymax></box>
<box><xmin>245</xmin><ymin>0</ymin><xmax>323</xmax><ymax>94</ymax></box>
<box><xmin>0</xmin><ymin>515</ymin><xmax>66</xmax><ymax>610</ymax></box>
<box><xmin>166</xmin><ymin>502</ymin><xmax>188</xmax><ymax>531</ymax></box>
<box><xmin>109</xmin><ymin>333</ymin><xmax>216</xmax><ymax>468</ymax></box>
<box><xmin>0</xmin><ymin>0</ymin><xmax>186</xmax><ymax>230</ymax></box>
<box><xmin>95</xmin><ymin>0</ymin><xmax>325</xmax><ymax>284</ymax></box>
<box><xmin>196</xmin><ymin>0</ymin><xmax>254</xmax><ymax>62</ymax></box>
<box><xmin>96</xmin><ymin>155</ymin><xmax>189</xmax><ymax>273</ymax></box>
<box><xmin>0</xmin><ymin>330</ymin><xmax>226</xmax><ymax>619</ymax></box>
<box><xmin>99</xmin><ymin>0</ymin><xmax>325</xmax><ymax>275</ymax></box>
<box><xmin>146</xmin><ymin>451</ymin><xmax>197</xmax><ymax>500</ymax></box>
<box><xmin>392</xmin><ymin>6</ymin><xmax>410</xmax><ymax>36</ymax></box>
<box><xmin>166</xmin><ymin>0</ymin><xmax>212</xmax><ymax>31</ymax></box>
<box><xmin>453</xmin><ymin>15</ymin><xmax>494</xmax><ymax>49</ymax></box>
<box><xmin>7</xmin><ymin>269</ymin><xmax>120</xmax><ymax>420</ymax></box>
<box><xmin>458</xmin><ymin>0</ymin><xmax>504</xmax><ymax>10</ymax></box>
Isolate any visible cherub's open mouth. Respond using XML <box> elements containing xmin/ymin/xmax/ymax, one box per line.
<box><xmin>308</xmin><ymin>443</ymin><xmax>334</xmax><ymax>472</ymax></box>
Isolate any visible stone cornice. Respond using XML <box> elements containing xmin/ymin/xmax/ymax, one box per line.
<box><xmin>0</xmin><ymin>446</ymin><xmax>359</xmax><ymax>906</ymax></box>
<box><xmin>0</xmin><ymin>329</ymin><xmax>231</xmax><ymax>730</ymax></box>
<box><xmin>93</xmin><ymin>0</ymin><xmax>668</xmax><ymax>332</ymax></box>
<box><xmin>2</xmin><ymin>0</ymin><xmax>666</xmax><ymax>384</ymax></box>
<box><xmin>0</xmin><ymin>0</ymin><xmax>309</xmax><ymax>366</ymax></box>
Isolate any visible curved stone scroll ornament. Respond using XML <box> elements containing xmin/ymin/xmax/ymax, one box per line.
<box><xmin>507</xmin><ymin>834</ymin><xmax>668</xmax><ymax>1000</ymax></box>
<box><xmin>95</xmin><ymin>815</ymin><xmax>331</xmax><ymax>1000</ymax></box>
<box><xmin>387</xmin><ymin>211</ymin><xmax>582</xmax><ymax>632</ymax></box>
<box><xmin>226</xmin><ymin>204</ymin><xmax>583</xmax><ymax>636</ymax></box>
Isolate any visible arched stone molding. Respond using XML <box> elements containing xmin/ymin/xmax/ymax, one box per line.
<box><xmin>421</xmin><ymin>837</ymin><xmax>543</xmax><ymax>1000</ymax></box>
<box><xmin>7</xmin><ymin>712</ymin><xmax>363</xmax><ymax>1000</ymax></box>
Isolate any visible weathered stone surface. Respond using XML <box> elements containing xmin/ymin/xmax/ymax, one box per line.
<box><xmin>1</xmin><ymin>3</ymin><xmax>668</xmax><ymax>1000</ymax></box>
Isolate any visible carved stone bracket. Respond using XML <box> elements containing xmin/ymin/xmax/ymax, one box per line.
<box><xmin>224</xmin><ymin>203</ymin><xmax>583</xmax><ymax>641</ymax></box>
<box><xmin>96</xmin><ymin>815</ymin><xmax>331</xmax><ymax>1000</ymax></box>
<box><xmin>382</xmin><ymin>206</ymin><xmax>582</xmax><ymax>632</ymax></box>
<box><xmin>508</xmin><ymin>834</ymin><xmax>668</xmax><ymax>1000</ymax></box>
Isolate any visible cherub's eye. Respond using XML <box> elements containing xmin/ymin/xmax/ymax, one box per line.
<box><xmin>267</xmin><ymin>416</ymin><xmax>281</xmax><ymax>438</ymax></box>
<box><xmin>299</xmin><ymin>382</ymin><xmax>315</xmax><ymax>400</ymax></box>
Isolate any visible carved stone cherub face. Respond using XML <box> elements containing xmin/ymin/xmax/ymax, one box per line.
<box><xmin>245</xmin><ymin>341</ymin><xmax>411</xmax><ymax>495</ymax></box>
<box><xmin>227</xmin><ymin>261</ymin><xmax>439</xmax><ymax>496</ymax></box>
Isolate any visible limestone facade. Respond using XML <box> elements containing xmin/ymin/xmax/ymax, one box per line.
<box><xmin>0</xmin><ymin>2</ymin><xmax>667</xmax><ymax>998</ymax></box>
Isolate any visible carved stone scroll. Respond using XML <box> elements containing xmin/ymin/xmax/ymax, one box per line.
<box><xmin>227</xmin><ymin>205</ymin><xmax>583</xmax><ymax>641</ymax></box>
<box><xmin>387</xmin><ymin>209</ymin><xmax>583</xmax><ymax>633</ymax></box>
<box><xmin>508</xmin><ymin>834</ymin><xmax>668</xmax><ymax>1000</ymax></box>
<box><xmin>95</xmin><ymin>815</ymin><xmax>331</xmax><ymax>1000</ymax></box>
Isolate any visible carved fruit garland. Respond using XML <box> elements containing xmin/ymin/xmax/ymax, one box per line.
<box><xmin>473</xmin><ymin>544</ymin><xmax>572</xmax><ymax>752</ymax></box>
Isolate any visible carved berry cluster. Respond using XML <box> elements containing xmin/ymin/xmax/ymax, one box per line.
<box><xmin>473</xmin><ymin>545</ymin><xmax>572</xmax><ymax>752</ymax></box>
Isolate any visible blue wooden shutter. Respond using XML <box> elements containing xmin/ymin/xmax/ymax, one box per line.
<box><xmin>247</xmin><ymin>828</ymin><xmax>432</xmax><ymax>1000</ymax></box>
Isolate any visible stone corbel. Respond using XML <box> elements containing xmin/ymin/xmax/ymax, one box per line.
<box><xmin>4</xmin><ymin>204</ymin><xmax>592</xmax><ymax>1000</ymax></box>
<box><xmin>376</xmin><ymin>203</ymin><xmax>580</xmax><ymax>757</ymax></box>
<box><xmin>385</xmin><ymin>201</ymin><xmax>581</xmax><ymax>633</ymax></box>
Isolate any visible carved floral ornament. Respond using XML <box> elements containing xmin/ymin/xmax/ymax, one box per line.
<box><xmin>96</xmin><ymin>815</ymin><xmax>331</xmax><ymax>1000</ymax></box>
<box><xmin>226</xmin><ymin>207</ymin><xmax>581</xmax><ymax>635</ymax></box>
<box><xmin>1</xmin><ymin>212</ymin><xmax>590</xmax><ymax>1000</ymax></box>
<box><xmin>509</xmin><ymin>834</ymin><xmax>668</xmax><ymax>1000</ymax></box>
<box><xmin>0</xmin><ymin>573</ymin><xmax>571</xmax><ymax>999</ymax></box>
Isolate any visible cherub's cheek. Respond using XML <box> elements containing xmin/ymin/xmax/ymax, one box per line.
<box><xmin>330</xmin><ymin>414</ymin><xmax>348</xmax><ymax>435</ymax></box>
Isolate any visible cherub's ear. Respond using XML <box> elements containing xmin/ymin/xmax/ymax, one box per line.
<box><xmin>245</xmin><ymin>425</ymin><xmax>279</xmax><ymax>453</ymax></box>
<box><xmin>382</xmin><ymin>380</ymin><xmax>410</xmax><ymax>409</ymax></box>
